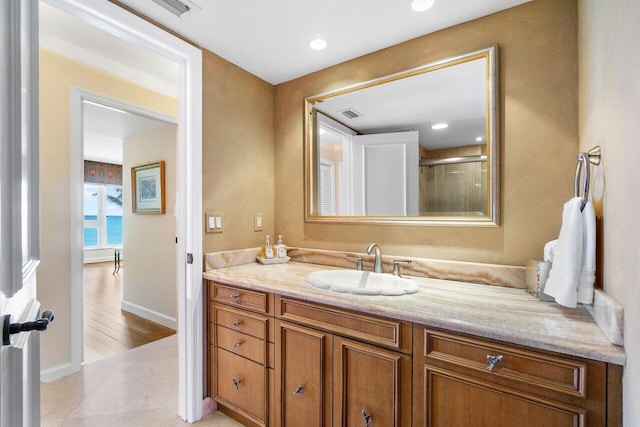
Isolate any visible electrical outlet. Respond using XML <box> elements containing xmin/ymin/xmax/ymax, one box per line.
<box><xmin>254</xmin><ymin>213</ymin><xmax>263</xmax><ymax>232</ymax></box>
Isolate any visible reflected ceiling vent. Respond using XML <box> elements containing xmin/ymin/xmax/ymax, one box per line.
<box><xmin>152</xmin><ymin>0</ymin><xmax>201</xmax><ymax>18</ymax></box>
<box><xmin>340</xmin><ymin>108</ymin><xmax>363</xmax><ymax>120</ymax></box>
<box><xmin>392</xmin><ymin>127</ymin><xmax>416</xmax><ymax>132</ymax></box>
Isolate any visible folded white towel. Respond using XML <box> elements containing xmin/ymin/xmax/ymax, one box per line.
<box><xmin>578</xmin><ymin>200</ymin><xmax>595</xmax><ymax>304</ymax></box>
<box><xmin>544</xmin><ymin>197</ymin><xmax>584</xmax><ymax>308</ymax></box>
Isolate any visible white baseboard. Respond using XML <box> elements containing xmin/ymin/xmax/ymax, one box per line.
<box><xmin>41</xmin><ymin>362</ymin><xmax>79</xmax><ymax>383</ymax></box>
<box><xmin>121</xmin><ymin>300</ymin><xmax>177</xmax><ymax>330</ymax></box>
<box><xmin>84</xmin><ymin>256</ymin><xmax>117</xmax><ymax>264</ymax></box>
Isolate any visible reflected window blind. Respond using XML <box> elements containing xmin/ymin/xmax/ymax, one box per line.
<box><xmin>319</xmin><ymin>160</ymin><xmax>335</xmax><ymax>215</ymax></box>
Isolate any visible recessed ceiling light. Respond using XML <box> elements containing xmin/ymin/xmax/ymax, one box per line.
<box><xmin>309</xmin><ymin>38</ymin><xmax>328</xmax><ymax>50</ymax></box>
<box><xmin>476</xmin><ymin>136</ymin><xmax>484</xmax><ymax>142</ymax></box>
<box><xmin>431</xmin><ymin>123</ymin><xmax>448</xmax><ymax>130</ymax></box>
<box><xmin>411</xmin><ymin>0</ymin><xmax>435</xmax><ymax>12</ymax></box>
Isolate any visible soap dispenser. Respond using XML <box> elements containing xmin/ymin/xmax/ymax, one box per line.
<box><xmin>276</xmin><ymin>235</ymin><xmax>287</xmax><ymax>258</ymax></box>
<box><xmin>263</xmin><ymin>235</ymin><xmax>274</xmax><ymax>259</ymax></box>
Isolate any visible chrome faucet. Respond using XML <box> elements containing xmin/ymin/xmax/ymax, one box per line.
<box><xmin>366</xmin><ymin>243</ymin><xmax>383</xmax><ymax>273</ymax></box>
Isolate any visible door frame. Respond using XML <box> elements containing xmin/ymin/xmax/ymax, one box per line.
<box><xmin>42</xmin><ymin>0</ymin><xmax>203</xmax><ymax>422</ymax></box>
<box><xmin>69</xmin><ymin>88</ymin><xmax>178</xmax><ymax>360</ymax></box>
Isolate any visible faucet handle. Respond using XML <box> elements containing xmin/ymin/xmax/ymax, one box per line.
<box><xmin>392</xmin><ymin>259</ymin><xmax>412</xmax><ymax>277</ymax></box>
<box><xmin>347</xmin><ymin>255</ymin><xmax>364</xmax><ymax>271</ymax></box>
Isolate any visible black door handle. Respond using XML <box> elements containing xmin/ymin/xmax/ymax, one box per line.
<box><xmin>2</xmin><ymin>310</ymin><xmax>55</xmax><ymax>346</ymax></box>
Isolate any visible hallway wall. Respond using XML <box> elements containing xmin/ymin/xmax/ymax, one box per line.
<box><xmin>122</xmin><ymin>125</ymin><xmax>177</xmax><ymax>328</ymax></box>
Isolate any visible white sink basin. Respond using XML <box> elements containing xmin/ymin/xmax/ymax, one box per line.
<box><xmin>305</xmin><ymin>270</ymin><xmax>419</xmax><ymax>296</ymax></box>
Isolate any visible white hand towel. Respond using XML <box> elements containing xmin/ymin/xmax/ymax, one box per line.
<box><xmin>544</xmin><ymin>197</ymin><xmax>583</xmax><ymax>308</ymax></box>
<box><xmin>544</xmin><ymin>239</ymin><xmax>558</xmax><ymax>262</ymax></box>
<box><xmin>578</xmin><ymin>200</ymin><xmax>596</xmax><ymax>304</ymax></box>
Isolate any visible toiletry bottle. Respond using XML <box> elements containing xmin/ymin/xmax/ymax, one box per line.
<box><xmin>264</xmin><ymin>235</ymin><xmax>274</xmax><ymax>259</ymax></box>
<box><xmin>276</xmin><ymin>235</ymin><xmax>287</xmax><ymax>258</ymax></box>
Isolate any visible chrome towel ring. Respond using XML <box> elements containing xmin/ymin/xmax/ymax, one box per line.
<box><xmin>574</xmin><ymin>146</ymin><xmax>601</xmax><ymax>211</ymax></box>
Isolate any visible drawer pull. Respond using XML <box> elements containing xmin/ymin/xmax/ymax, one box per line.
<box><xmin>231</xmin><ymin>294</ymin><xmax>241</xmax><ymax>303</ymax></box>
<box><xmin>233</xmin><ymin>340</ymin><xmax>243</xmax><ymax>348</ymax></box>
<box><xmin>486</xmin><ymin>354</ymin><xmax>504</xmax><ymax>371</ymax></box>
<box><xmin>232</xmin><ymin>320</ymin><xmax>242</xmax><ymax>329</ymax></box>
<box><xmin>362</xmin><ymin>410</ymin><xmax>372</xmax><ymax>426</ymax></box>
<box><xmin>232</xmin><ymin>378</ymin><xmax>241</xmax><ymax>390</ymax></box>
<box><xmin>293</xmin><ymin>384</ymin><xmax>304</xmax><ymax>395</ymax></box>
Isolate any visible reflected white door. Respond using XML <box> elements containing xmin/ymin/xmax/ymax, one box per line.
<box><xmin>1</xmin><ymin>1</ymin><xmax>42</xmax><ymax>426</ymax></box>
<box><xmin>351</xmin><ymin>131</ymin><xmax>419</xmax><ymax>216</ymax></box>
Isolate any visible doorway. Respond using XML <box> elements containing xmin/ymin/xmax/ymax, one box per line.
<box><xmin>39</xmin><ymin>0</ymin><xmax>203</xmax><ymax>421</ymax></box>
<box><xmin>81</xmin><ymin>98</ymin><xmax>178</xmax><ymax>364</ymax></box>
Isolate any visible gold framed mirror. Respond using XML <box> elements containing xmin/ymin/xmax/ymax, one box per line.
<box><xmin>304</xmin><ymin>45</ymin><xmax>499</xmax><ymax>226</ymax></box>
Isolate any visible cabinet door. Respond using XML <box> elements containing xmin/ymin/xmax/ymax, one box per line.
<box><xmin>422</xmin><ymin>366</ymin><xmax>586</xmax><ymax>427</ymax></box>
<box><xmin>215</xmin><ymin>348</ymin><xmax>267</xmax><ymax>425</ymax></box>
<box><xmin>275</xmin><ymin>321</ymin><xmax>332</xmax><ymax>427</ymax></box>
<box><xmin>333</xmin><ymin>337</ymin><xmax>412</xmax><ymax>427</ymax></box>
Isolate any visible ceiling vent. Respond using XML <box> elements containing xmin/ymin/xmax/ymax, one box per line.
<box><xmin>152</xmin><ymin>0</ymin><xmax>201</xmax><ymax>18</ymax></box>
<box><xmin>340</xmin><ymin>108</ymin><xmax>363</xmax><ymax>120</ymax></box>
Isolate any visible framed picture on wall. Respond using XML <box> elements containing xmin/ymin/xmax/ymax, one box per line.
<box><xmin>131</xmin><ymin>161</ymin><xmax>165</xmax><ymax>214</ymax></box>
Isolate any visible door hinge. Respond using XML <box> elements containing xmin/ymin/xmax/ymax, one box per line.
<box><xmin>186</xmin><ymin>253</ymin><xmax>193</xmax><ymax>264</ymax></box>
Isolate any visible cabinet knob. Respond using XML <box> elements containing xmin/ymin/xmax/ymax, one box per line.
<box><xmin>233</xmin><ymin>340</ymin><xmax>243</xmax><ymax>348</ymax></box>
<box><xmin>362</xmin><ymin>410</ymin><xmax>372</xmax><ymax>426</ymax></box>
<box><xmin>232</xmin><ymin>320</ymin><xmax>242</xmax><ymax>329</ymax></box>
<box><xmin>293</xmin><ymin>384</ymin><xmax>304</xmax><ymax>395</ymax></box>
<box><xmin>486</xmin><ymin>354</ymin><xmax>503</xmax><ymax>371</ymax></box>
<box><xmin>231</xmin><ymin>294</ymin><xmax>241</xmax><ymax>303</ymax></box>
<box><xmin>232</xmin><ymin>378</ymin><xmax>241</xmax><ymax>390</ymax></box>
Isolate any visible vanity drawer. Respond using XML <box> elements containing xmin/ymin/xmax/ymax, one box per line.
<box><xmin>212</xmin><ymin>303</ymin><xmax>270</xmax><ymax>341</ymax></box>
<box><xmin>216</xmin><ymin>325</ymin><xmax>266</xmax><ymax>365</ymax></box>
<box><xmin>210</xmin><ymin>282</ymin><xmax>272</xmax><ymax>314</ymax></box>
<box><xmin>276</xmin><ymin>296</ymin><xmax>412</xmax><ymax>353</ymax></box>
<box><xmin>422</xmin><ymin>329</ymin><xmax>587</xmax><ymax>398</ymax></box>
<box><xmin>215</xmin><ymin>348</ymin><xmax>267</xmax><ymax>424</ymax></box>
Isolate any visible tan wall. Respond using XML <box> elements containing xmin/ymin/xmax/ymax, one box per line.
<box><xmin>579</xmin><ymin>0</ymin><xmax>640</xmax><ymax>423</ymax></box>
<box><xmin>123</xmin><ymin>125</ymin><xmax>177</xmax><ymax>327</ymax></box>
<box><xmin>38</xmin><ymin>50</ymin><xmax>178</xmax><ymax>372</ymax></box>
<box><xmin>201</xmin><ymin>51</ymin><xmax>275</xmax><ymax>253</ymax></box>
<box><xmin>273</xmin><ymin>0</ymin><xmax>578</xmax><ymax>265</ymax></box>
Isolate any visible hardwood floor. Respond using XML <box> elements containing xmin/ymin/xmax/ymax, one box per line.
<box><xmin>83</xmin><ymin>262</ymin><xmax>175</xmax><ymax>364</ymax></box>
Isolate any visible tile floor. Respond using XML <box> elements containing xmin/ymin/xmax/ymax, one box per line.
<box><xmin>41</xmin><ymin>335</ymin><xmax>243</xmax><ymax>427</ymax></box>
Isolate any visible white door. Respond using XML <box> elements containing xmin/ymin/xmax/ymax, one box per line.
<box><xmin>1</xmin><ymin>1</ymin><xmax>45</xmax><ymax>426</ymax></box>
<box><xmin>351</xmin><ymin>131</ymin><xmax>419</xmax><ymax>216</ymax></box>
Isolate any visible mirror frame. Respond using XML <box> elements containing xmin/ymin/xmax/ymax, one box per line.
<box><xmin>304</xmin><ymin>45</ymin><xmax>499</xmax><ymax>226</ymax></box>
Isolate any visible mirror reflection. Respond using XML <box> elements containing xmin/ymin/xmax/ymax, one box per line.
<box><xmin>305</xmin><ymin>45</ymin><xmax>499</xmax><ymax>225</ymax></box>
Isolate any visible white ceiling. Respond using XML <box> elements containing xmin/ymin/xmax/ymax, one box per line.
<box><xmin>115</xmin><ymin>0</ymin><xmax>530</xmax><ymax>85</ymax></box>
<box><xmin>83</xmin><ymin>101</ymin><xmax>172</xmax><ymax>164</ymax></box>
<box><xmin>39</xmin><ymin>1</ymin><xmax>180</xmax><ymax>97</ymax></box>
<box><xmin>40</xmin><ymin>0</ymin><xmax>529</xmax><ymax>160</ymax></box>
<box><xmin>314</xmin><ymin>57</ymin><xmax>487</xmax><ymax>150</ymax></box>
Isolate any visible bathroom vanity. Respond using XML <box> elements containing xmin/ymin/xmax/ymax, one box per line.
<box><xmin>204</xmin><ymin>261</ymin><xmax>623</xmax><ymax>427</ymax></box>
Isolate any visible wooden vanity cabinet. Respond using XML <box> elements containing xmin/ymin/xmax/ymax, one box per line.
<box><xmin>209</xmin><ymin>282</ymin><xmax>275</xmax><ymax>427</ymax></box>
<box><xmin>275</xmin><ymin>296</ymin><xmax>412</xmax><ymax>427</ymax></box>
<box><xmin>413</xmin><ymin>326</ymin><xmax>620</xmax><ymax>427</ymax></box>
<box><xmin>207</xmin><ymin>280</ymin><xmax>622</xmax><ymax>427</ymax></box>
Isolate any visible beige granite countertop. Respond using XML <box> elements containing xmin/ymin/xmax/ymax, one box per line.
<box><xmin>203</xmin><ymin>261</ymin><xmax>625</xmax><ymax>365</ymax></box>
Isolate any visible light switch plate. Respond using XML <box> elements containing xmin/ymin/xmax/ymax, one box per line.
<box><xmin>254</xmin><ymin>213</ymin><xmax>263</xmax><ymax>232</ymax></box>
<box><xmin>205</xmin><ymin>212</ymin><xmax>223</xmax><ymax>233</ymax></box>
